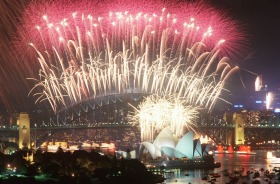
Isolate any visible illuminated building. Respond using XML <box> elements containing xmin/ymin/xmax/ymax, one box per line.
<box><xmin>139</xmin><ymin>127</ymin><xmax>208</xmax><ymax>159</ymax></box>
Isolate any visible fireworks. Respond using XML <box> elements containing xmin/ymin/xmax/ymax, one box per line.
<box><xmin>255</xmin><ymin>75</ymin><xmax>263</xmax><ymax>91</ymax></box>
<box><xmin>266</xmin><ymin>92</ymin><xmax>274</xmax><ymax>110</ymax></box>
<box><xmin>18</xmin><ymin>0</ymin><xmax>244</xmax><ymax>140</ymax></box>
<box><xmin>129</xmin><ymin>95</ymin><xmax>199</xmax><ymax>141</ymax></box>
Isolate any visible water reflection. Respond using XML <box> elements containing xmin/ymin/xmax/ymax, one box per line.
<box><xmin>164</xmin><ymin>150</ymin><xmax>280</xmax><ymax>184</ymax></box>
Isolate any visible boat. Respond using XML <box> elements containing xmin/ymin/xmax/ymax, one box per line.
<box><xmin>215</xmin><ymin>150</ymin><xmax>256</xmax><ymax>155</ymax></box>
<box><xmin>81</xmin><ymin>142</ymin><xmax>92</xmax><ymax>148</ymax></box>
<box><xmin>47</xmin><ymin>145</ymin><xmax>58</xmax><ymax>152</ymax></box>
<box><xmin>236</xmin><ymin>151</ymin><xmax>257</xmax><ymax>155</ymax></box>
<box><xmin>100</xmin><ymin>143</ymin><xmax>116</xmax><ymax>149</ymax></box>
<box><xmin>267</xmin><ymin>152</ymin><xmax>280</xmax><ymax>164</ymax></box>
<box><xmin>68</xmin><ymin>145</ymin><xmax>79</xmax><ymax>151</ymax></box>
<box><xmin>214</xmin><ymin>150</ymin><xmax>224</xmax><ymax>154</ymax></box>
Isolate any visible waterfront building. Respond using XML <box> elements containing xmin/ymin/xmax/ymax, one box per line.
<box><xmin>139</xmin><ymin>127</ymin><xmax>208</xmax><ymax>159</ymax></box>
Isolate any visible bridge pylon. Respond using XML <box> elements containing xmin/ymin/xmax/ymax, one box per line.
<box><xmin>233</xmin><ymin>112</ymin><xmax>245</xmax><ymax>145</ymax></box>
<box><xmin>223</xmin><ymin>111</ymin><xmax>234</xmax><ymax>146</ymax></box>
<box><xmin>18</xmin><ymin>113</ymin><xmax>30</xmax><ymax>149</ymax></box>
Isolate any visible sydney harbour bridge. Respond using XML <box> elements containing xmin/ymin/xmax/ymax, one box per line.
<box><xmin>0</xmin><ymin>0</ymin><xmax>264</xmax><ymax>151</ymax></box>
<box><xmin>1</xmin><ymin>93</ymin><xmax>280</xmax><ymax>148</ymax></box>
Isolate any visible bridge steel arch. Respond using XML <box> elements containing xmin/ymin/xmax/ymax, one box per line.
<box><xmin>32</xmin><ymin>93</ymin><xmax>147</xmax><ymax>128</ymax></box>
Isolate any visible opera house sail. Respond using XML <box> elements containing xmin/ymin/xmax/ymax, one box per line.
<box><xmin>140</xmin><ymin>127</ymin><xmax>220</xmax><ymax>169</ymax></box>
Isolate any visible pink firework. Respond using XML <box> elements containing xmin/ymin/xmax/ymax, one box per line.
<box><xmin>15</xmin><ymin>0</ymin><xmax>246</xmax><ymax>112</ymax></box>
<box><xmin>17</xmin><ymin>0</ymin><xmax>245</xmax><ymax>61</ymax></box>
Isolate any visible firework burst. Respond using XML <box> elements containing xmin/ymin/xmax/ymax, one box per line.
<box><xmin>129</xmin><ymin>94</ymin><xmax>199</xmax><ymax>141</ymax></box>
<box><xmin>17</xmin><ymin>0</ymin><xmax>245</xmax><ymax>139</ymax></box>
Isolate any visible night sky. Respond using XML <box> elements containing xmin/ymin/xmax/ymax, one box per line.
<box><xmin>209</xmin><ymin>0</ymin><xmax>280</xmax><ymax>91</ymax></box>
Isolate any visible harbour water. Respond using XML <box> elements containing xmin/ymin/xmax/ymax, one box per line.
<box><xmin>163</xmin><ymin>150</ymin><xmax>280</xmax><ymax>184</ymax></box>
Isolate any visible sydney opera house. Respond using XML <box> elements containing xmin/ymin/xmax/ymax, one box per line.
<box><xmin>139</xmin><ymin>127</ymin><xmax>209</xmax><ymax>160</ymax></box>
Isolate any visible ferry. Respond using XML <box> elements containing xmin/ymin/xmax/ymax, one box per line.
<box><xmin>68</xmin><ymin>145</ymin><xmax>79</xmax><ymax>151</ymax></box>
<box><xmin>267</xmin><ymin>151</ymin><xmax>280</xmax><ymax>164</ymax></box>
<box><xmin>236</xmin><ymin>151</ymin><xmax>256</xmax><ymax>155</ymax></box>
<box><xmin>47</xmin><ymin>145</ymin><xmax>58</xmax><ymax>152</ymax></box>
